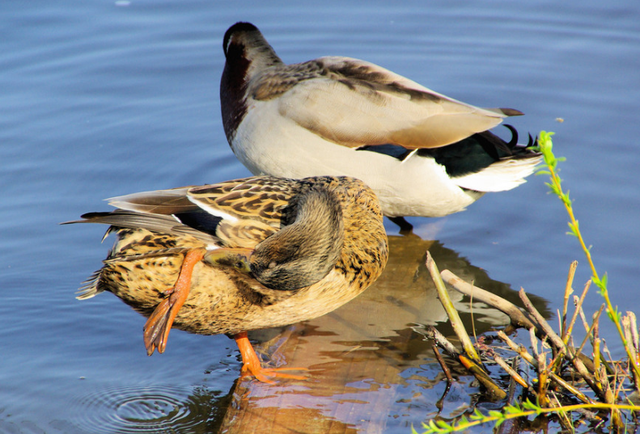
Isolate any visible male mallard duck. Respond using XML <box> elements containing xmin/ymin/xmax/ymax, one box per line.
<box><xmin>220</xmin><ymin>22</ymin><xmax>540</xmax><ymax>229</ymax></box>
<box><xmin>67</xmin><ymin>176</ymin><xmax>388</xmax><ymax>382</ymax></box>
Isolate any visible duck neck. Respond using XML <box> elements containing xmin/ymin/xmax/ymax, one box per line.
<box><xmin>220</xmin><ymin>31</ymin><xmax>282</xmax><ymax>142</ymax></box>
<box><xmin>250</xmin><ymin>186</ymin><xmax>344</xmax><ymax>291</ymax></box>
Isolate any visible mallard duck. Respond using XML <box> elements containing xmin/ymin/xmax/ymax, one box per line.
<box><xmin>67</xmin><ymin>176</ymin><xmax>388</xmax><ymax>382</ymax></box>
<box><xmin>220</xmin><ymin>22</ymin><xmax>541</xmax><ymax>229</ymax></box>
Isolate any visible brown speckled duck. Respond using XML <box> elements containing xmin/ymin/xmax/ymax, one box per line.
<box><xmin>67</xmin><ymin>176</ymin><xmax>388</xmax><ymax>382</ymax></box>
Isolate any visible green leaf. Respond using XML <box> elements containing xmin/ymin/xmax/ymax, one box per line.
<box><xmin>488</xmin><ymin>410</ymin><xmax>503</xmax><ymax>419</ymax></box>
<box><xmin>436</xmin><ymin>420</ymin><xmax>450</xmax><ymax>429</ymax></box>
<box><xmin>505</xmin><ymin>405</ymin><xmax>522</xmax><ymax>414</ymax></box>
<box><xmin>567</xmin><ymin>221</ymin><xmax>579</xmax><ymax>237</ymax></box>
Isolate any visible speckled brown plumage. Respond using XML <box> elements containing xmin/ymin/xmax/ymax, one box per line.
<box><xmin>70</xmin><ymin>175</ymin><xmax>388</xmax><ymax>341</ymax></box>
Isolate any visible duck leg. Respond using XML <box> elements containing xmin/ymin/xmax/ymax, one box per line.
<box><xmin>143</xmin><ymin>248</ymin><xmax>206</xmax><ymax>355</ymax></box>
<box><xmin>234</xmin><ymin>331</ymin><xmax>308</xmax><ymax>383</ymax></box>
<box><xmin>388</xmin><ymin>216</ymin><xmax>414</xmax><ymax>233</ymax></box>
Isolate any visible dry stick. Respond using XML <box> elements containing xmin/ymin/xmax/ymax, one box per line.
<box><xmin>426</xmin><ymin>252</ymin><xmax>481</xmax><ymax>364</ymax></box>
<box><xmin>550</xmin><ymin>392</ymin><xmax>575</xmax><ymax>431</ymax></box>
<box><xmin>446</xmin><ymin>267</ymin><xmax>598</xmax><ymax>374</ymax></box>
<box><xmin>595</xmin><ymin>340</ymin><xmax>615</xmax><ymax>405</ymax></box>
<box><xmin>574</xmin><ymin>303</ymin><xmax>617</xmax><ymax>392</ymax></box>
<box><xmin>595</xmin><ymin>316</ymin><xmax>617</xmax><ymax>377</ymax></box>
<box><xmin>426</xmin><ymin>325</ymin><xmax>460</xmax><ymax>357</ymax></box>
<box><xmin>624</xmin><ymin>311</ymin><xmax>640</xmax><ymax>395</ymax></box>
<box><xmin>427</xmin><ymin>254</ymin><xmax>506</xmax><ymax>401</ymax></box>
<box><xmin>495</xmin><ymin>357</ymin><xmax>526</xmax><ymax>434</ymax></box>
<box><xmin>629</xmin><ymin>312</ymin><xmax>639</xmax><ymax>358</ymax></box>
<box><xmin>432</xmin><ymin>342</ymin><xmax>454</xmax><ymax>383</ymax></box>
<box><xmin>576</xmin><ymin>305</ymin><xmax>604</xmax><ymax>361</ymax></box>
<box><xmin>443</xmin><ymin>269</ymin><xmax>600</xmax><ymax>373</ymax></box>
<box><xmin>442</xmin><ymin>268</ymin><xmax>610</xmax><ymax>405</ymax></box>
<box><xmin>564</xmin><ymin>280</ymin><xmax>592</xmax><ymax>345</ymax></box>
<box><xmin>520</xmin><ymin>288</ymin><xmax>607</xmax><ymax>402</ymax></box>
<box><xmin>431</xmin><ymin>341</ymin><xmax>453</xmax><ymax>414</ymax></box>
<box><xmin>622</xmin><ymin>315</ymin><xmax>635</xmax><ymax>367</ymax></box>
<box><xmin>622</xmin><ymin>312</ymin><xmax>640</xmax><ymax>383</ymax></box>
<box><xmin>537</xmin><ymin>349</ymin><xmax>551</xmax><ymax>407</ymax></box>
<box><xmin>612</xmin><ymin>362</ymin><xmax>628</xmax><ymax>410</ymax></box>
<box><xmin>593</xmin><ymin>332</ymin><xmax>618</xmax><ymax>411</ymax></box>
<box><xmin>561</xmin><ymin>261</ymin><xmax>579</xmax><ymax>340</ymax></box>
<box><xmin>547</xmin><ymin>345</ymin><xmax>566</xmax><ymax>381</ymax></box>
<box><xmin>457</xmin><ymin>354</ymin><xmax>507</xmax><ymax>401</ymax></box>
<box><xmin>427</xmin><ymin>326</ymin><xmax>505</xmax><ymax>401</ymax></box>
<box><xmin>577</xmin><ymin>300</ymin><xmax>592</xmax><ymax>336</ymax></box>
<box><xmin>492</xmin><ymin>352</ymin><xmax>531</xmax><ymax>390</ymax></box>
<box><xmin>550</xmin><ymin>372</ymin><xmax>594</xmax><ymax>405</ymax></box>
<box><xmin>604</xmin><ymin>343</ymin><xmax>631</xmax><ymax>430</ymax></box>
<box><xmin>498</xmin><ymin>331</ymin><xmax>594</xmax><ymax>405</ymax></box>
<box><xmin>441</xmin><ymin>269</ymin><xmax>538</xmax><ymax>330</ymax></box>
<box><xmin>529</xmin><ymin>326</ymin><xmax>541</xmax><ymax>359</ymax></box>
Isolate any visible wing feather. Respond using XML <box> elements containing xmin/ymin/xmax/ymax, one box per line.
<box><xmin>251</xmin><ymin>56</ymin><xmax>521</xmax><ymax>150</ymax></box>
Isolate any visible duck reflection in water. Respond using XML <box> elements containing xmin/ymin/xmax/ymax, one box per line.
<box><xmin>212</xmin><ymin>232</ymin><xmax>549</xmax><ymax>433</ymax></box>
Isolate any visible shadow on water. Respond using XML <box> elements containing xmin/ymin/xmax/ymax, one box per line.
<box><xmin>52</xmin><ymin>232</ymin><xmax>549</xmax><ymax>434</ymax></box>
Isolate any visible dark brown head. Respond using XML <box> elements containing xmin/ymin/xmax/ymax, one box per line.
<box><xmin>222</xmin><ymin>22</ymin><xmax>282</xmax><ymax>68</ymax></box>
<box><xmin>220</xmin><ymin>22</ymin><xmax>283</xmax><ymax>142</ymax></box>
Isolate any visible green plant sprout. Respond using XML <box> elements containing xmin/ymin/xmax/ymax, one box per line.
<box><xmin>414</xmin><ymin>400</ymin><xmax>640</xmax><ymax>434</ymax></box>
<box><xmin>537</xmin><ymin>131</ymin><xmax>640</xmax><ymax>387</ymax></box>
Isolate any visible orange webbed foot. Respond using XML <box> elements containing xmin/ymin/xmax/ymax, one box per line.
<box><xmin>234</xmin><ymin>332</ymin><xmax>308</xmax><ymax>384</ymax></box>
<box><xmin>143</xmin><ymin>248</ymin><xmax>206</xmax><ymax>355</ymax></box>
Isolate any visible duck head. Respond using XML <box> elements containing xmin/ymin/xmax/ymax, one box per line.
<box><xmin>204</xmin><ymin>186</ymin><xmax>345</xmax><ymax>292</ymax></box>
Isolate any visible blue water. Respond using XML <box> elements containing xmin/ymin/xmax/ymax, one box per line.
<box><xmin>1</xmin><ymin>0</ymin><xmax>639</xmax><ymax>432</ymax></box>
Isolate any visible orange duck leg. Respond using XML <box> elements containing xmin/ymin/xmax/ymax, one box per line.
<box><xmin>143</xmin><ymin>248</ymin><xmax>206</xmax><ymax>355</ymax></box>
<box><xmin>143</xmin><ymin>247</ymin><xmax>307</xmax><ymax>383</ymax></box>
<box><xmin>234</xmin><ymin>331</ymin><xmax>308</xmax><ymax>383</ymax></box>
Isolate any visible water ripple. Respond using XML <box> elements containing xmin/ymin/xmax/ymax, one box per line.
<box><xmin>72</xmin><ymin>384</ymin><xmax>206</xmax><ymax>433</ymax></box>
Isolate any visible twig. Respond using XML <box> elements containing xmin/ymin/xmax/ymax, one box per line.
<box><xmin>520</xmin><ymin>288</ymin><xmax>605</xmax><ymax>401</ymax></box>
<box><xmin>561</xmin><ymin>261</ymin><xmax>578</xmax><ymax>340</ymax></box>
<box><xmin>426</xmin><ymin>252</ymin><xmax>481</xmax><ymax>364</ymax></box>
<box><xmin>432</xmin><ymin>343</ymin><xmax>453</xmax><ymax>383</ymax></box>
<box><xmin>441</xmin><ymin>269</ymin><xmax>537</xmax><ymax>330</ymax></box>
<box><xmin>564</xmin><ymin>280</ymin><xmax>592</xmax><ymax>345</ymax></box>
<box><xmin>424</xmin><ymin>325</ymin><xmax>460</xmax><ymax>357</ymax></box>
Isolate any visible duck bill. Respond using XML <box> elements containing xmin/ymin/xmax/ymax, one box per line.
<box><xmin>203</xmin><ymin>247</ymin><xmax>253</xmax><ymax>274</ymax></box>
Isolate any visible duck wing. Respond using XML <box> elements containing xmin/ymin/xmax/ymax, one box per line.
<box><xmin>186</xmin><ymin>177</ymin><xmax>300</xmax><ymax>249</ymax></box>
<box><xmin>251</xmin><ymin>56</ymin><xmax>522</xmax><ymax>150</ymax></box>
<box><xmin>68</xmin><ymin>177</ymin><xmax>316</xmax><ymax>250</ymax></box>
<box><xmin>68</xmin><ymin>178</ymin><xmax>292</xmax><ymax>249</ymax></box>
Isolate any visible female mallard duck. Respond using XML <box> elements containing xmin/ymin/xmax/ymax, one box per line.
<box><xmin>68</xmin><ymin>176</ymin><xmax>388</xmax><ymax>382</ymax></box>
<box><xmin>220</xmin><ymin>22</ymin><xmax>540</xmax><ymax>229</ymax></box>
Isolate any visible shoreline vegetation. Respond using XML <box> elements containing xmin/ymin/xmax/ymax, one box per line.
<box><xmin>415</xmin><ymin>132</ymin><xmax>640</xmax><ymax>433</ymax></box>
